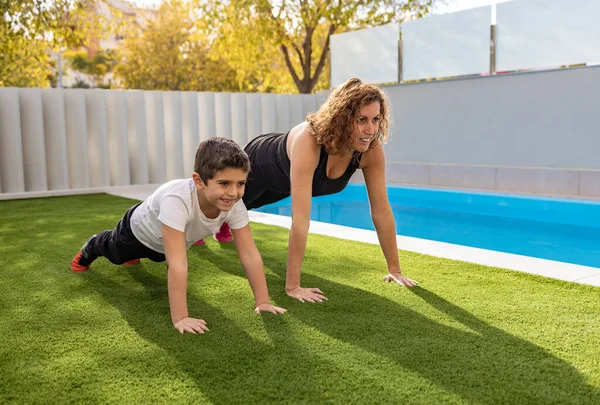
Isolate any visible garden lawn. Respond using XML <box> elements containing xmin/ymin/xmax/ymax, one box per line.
<box><xmin>1</xmin><ymin>194</ymin><xmax>599</xmax><ymax>404</ymax></box>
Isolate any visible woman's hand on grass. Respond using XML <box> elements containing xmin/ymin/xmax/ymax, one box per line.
<box><xmin>254</xmin><ymin>303</ymin><xmax>288</xmax><ymax>315</ymax></box>
<box><xmin>173</xmin><ymin>317</ymin><xmax>209</xmax><ymax>334</ymax></box>
<box><xmin>286</xmin><ymin>287</ymin><xmax>328</xmax><ymax>303</ymax></box>
<box><xmin>383</xmin><ymin>272</ymin><xmax>418</xmax><ymax>287</ymax></box>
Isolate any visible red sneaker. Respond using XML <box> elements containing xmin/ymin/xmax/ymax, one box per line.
<box><xmin>123</xmin><ymin>259</ymin><xmax>141</xmax><ymax>266</ymax></box>
<box><xmin>214</xmin><ymin>223</ymin><xmax>233</xmax><ymax>242</ymax></box>
<box><xmin>70</xmin><ymin>251</ymin><xmax>90</xmax><ymax>272</ymax></box>
<box><xmin>193</xmin><ymin>239</ymin><xmax>205</xmax><ymax>245</ymax></box>
<box><xmin>71</xmin><ymin>235</ymin><xmax>95</xmax><ymax>272</ymax></box>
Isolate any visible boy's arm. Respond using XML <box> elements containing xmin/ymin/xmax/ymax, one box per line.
<box><xmin>231</xmin><ymin>224</ymin><xmax>286</xmax><ymax>314</ymax></box>
<box><xmin>162</xmin><ymin>223</ymin><xmax>210</xmax><ymax>333</ymax></box>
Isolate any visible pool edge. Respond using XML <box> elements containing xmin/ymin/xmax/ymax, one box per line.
<box><xmin>103</xmin><ymin>186</ymin><xmax>600</xmax><ymax>288</ymax></box>
<box><xmin>248</xmin><ymin>211</ymin><xmax>600</xmax><ymax>287</ymax></box>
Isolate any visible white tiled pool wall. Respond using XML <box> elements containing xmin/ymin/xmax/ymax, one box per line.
<box><xmin>350</xmin><ymin>164</ymin><xmax>600</xmax><ymax>201</ymax></box>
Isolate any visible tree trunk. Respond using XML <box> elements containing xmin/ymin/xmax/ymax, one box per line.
<box><xmin>280</xmin><ymin>24</ymin><xmax>335</xmax><ymax>94</ymax></box>
<box><xmin>297</xmin><ymin>79</ymin><xmax>312</xmax><ymax>93</ymax></box>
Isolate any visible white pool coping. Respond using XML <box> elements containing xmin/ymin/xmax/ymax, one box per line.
<box><xmin>108</xmin><ymin>186</ymin><xmax>600</xmax><ymax>287</ymax></box>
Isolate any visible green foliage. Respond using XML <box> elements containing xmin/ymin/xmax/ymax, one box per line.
<box><xmin>71</xmin><ymin>78</ymin><xmax>91</xmax><ymax>88</ymax></box>
<box><xmin>67</xmin><ymin>51</ymin><xmax>91</xmax><ymax>72</ymax></box>
<box><xmin>0</xmin><ymin>23</ymin><xmax>52</xmax><ymax>87</ymax></box>
<box><xmin>64</xmin><ymin>49</ymin><xmax>116</xmax><ymax>87</ymax></box>
<box><xmin>196</xmin><ymin>2</ymin><xmax>298</xmax><ymax>93</ymax></box>
<box><xmin>0</xmin><ymin>0</ymin><xmax>118</xmax><ymax>88</ymax></box>
<box><xmin>114</xmin><ymin>0</ymin><xmax>238</xmax><ymax>91</ymax></box>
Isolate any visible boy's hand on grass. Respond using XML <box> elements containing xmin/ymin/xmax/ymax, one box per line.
<box><xmin>383</xmin><ymin>272</ymin><xmax>418</xmax><ymax>287</ymax></box>
<box><xmin>173</xmin><ymin>317</ymin><xmax>209</xmax><ymax>334</ymax></box>
<box><xmin>254</xmin><ymin>303</ymin><xmax>287</xmax><ymax>315</ymax></box>
<box><xmin>286</xmin><ymin>287</ymin><xmax>328</xmax><ymax>303</ymax></box>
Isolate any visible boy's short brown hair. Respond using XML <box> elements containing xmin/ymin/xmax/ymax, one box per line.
<box><xmin>194</xmin><ymin>138</ymin><xmax>250</xmax><ymax>182</ymax></box>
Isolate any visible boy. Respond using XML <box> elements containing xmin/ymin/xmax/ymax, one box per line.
<box><xmin>70</xmin><ymin>137</ymin><xmax>286</xmax><ymax>334</ymax></box>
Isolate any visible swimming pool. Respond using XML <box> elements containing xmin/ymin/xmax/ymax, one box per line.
<box><xmin>255</xmin><ymin>184</ymin><xmax>600</xmax><ymax>268</ymax></box>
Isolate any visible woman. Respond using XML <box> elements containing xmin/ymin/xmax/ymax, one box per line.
<box><xmin>201</xmin><ymin>77</ymin><xmax>417</xmax><ymax>302</ymax></box>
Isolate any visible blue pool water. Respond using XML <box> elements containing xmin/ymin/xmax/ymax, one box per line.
<box><xmin>255</xmin><ymin>184</ymin><xmax>600</xmax><ymax>268</ymax></box>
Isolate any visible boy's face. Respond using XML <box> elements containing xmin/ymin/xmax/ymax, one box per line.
<box><xmin>193</xmin><ymin>168</ymin><xmax>248</xmax><ymax>213</ymax></box>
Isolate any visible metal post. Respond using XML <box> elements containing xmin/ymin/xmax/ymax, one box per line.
<box><xmin>398</xmin><ymin>35</ymin><xmax>403</xmax><ymax>83</ymax></box>
<box><xmin>490</xmin><ymin>24</ymin><xmax>497</xmax><ymax>75</ymax></box>
<box><xmin>57</xmin><ymin>51</ymin><xmax>63</xmax><ymax>88</ymax></box>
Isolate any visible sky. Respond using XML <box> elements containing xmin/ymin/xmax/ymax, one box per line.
<box><xmin>128</xmin><ymin>0</ymin><xmax>515</xmax><ymax>14</ymax></box>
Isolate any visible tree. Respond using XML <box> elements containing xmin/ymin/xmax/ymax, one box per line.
<box><xmin>0</xmin><ymin>23</ymin><xmax>52</xmax><ymax>87</ymax></box>
<box><xmin>114</xmin><ymin>0</ymin><xmax>238</xmax><ymax>91</ymax></box>
<box><xmin>0</xmin><ymin>0</ymin><xmax>118</xmax><ymax>87</ymax></box>
<box><xmin>64</xmin><ymin>49</ymin><xmax>117</xmax><ymax>87</ymax></box>
<box><xmin>199</xmin><ymin>0</ymin><xmax>436</xmax><ymax>94</ymax></box>
<box><xmin>197</xmin><ymin>2</ymin><xmax>298</xmax><ymax>93</ymax></box>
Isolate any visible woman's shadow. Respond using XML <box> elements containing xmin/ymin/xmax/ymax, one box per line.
<box><xmin>198</xmin><ymin>240</ymin><xmax>600</xmax><ymax>404</ymax></box>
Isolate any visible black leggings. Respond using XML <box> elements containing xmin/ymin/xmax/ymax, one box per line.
<box><xmin>242</xmin><ymin>133</ymin><xmax>291</xmax><ymax>210</ymax></box>
<box><xmin>85</xmin><ymin>203</ymin><xmax>166</xmax><ymax>265</ymax></box>
<box><xmin>243</xmin><ymin>188</ymin><xmax>289</xmax><ymax>210</ymax></box>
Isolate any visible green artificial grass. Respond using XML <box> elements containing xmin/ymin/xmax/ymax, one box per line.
<box><xmin>1</xmin><ymin>194</ymin><xmax>599</xmax><ymax>404</ymax></box>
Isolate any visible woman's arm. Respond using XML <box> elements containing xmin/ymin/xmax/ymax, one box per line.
<box><xmin>285</xmin><ymin>126</ymin><xmax>328</xmax><ymax>302</ymax></box>
<box><xmin>362</xmin><ymin>144</ymin><xmax>418</xmax><ymax>287</ymax></box>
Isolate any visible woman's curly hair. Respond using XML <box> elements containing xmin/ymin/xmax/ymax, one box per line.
<box><xmin>306</xmin><ymin>77</ymin><xmax>390</xmax><ymax>157</ymax></box>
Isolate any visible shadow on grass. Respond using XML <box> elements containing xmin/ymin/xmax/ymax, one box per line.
<box><xmin>84</xmin><ymin>266</ymin><xmax>333</xmax><ymax>404</ymax></box>
<box><xmin>196</xmin><ymin>242</ymin><xmax>600</xmax><ymax>404</ymax></box>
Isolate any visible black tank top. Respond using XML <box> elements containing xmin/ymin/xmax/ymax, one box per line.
<box><xmin>244</xmin><ymin>132</ymin><xmax>362</xmax><ymax>197</ymax></box>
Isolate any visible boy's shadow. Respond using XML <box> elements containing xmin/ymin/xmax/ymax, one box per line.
<box><xmin>85</xmin><ymin>266</ymin><xmax>337</xmax><ymax>403</ymax></box>
<box><xmin>198</xmin><ymin>242</ymin><xmax>600</xmax><ymax>404</ymax></box>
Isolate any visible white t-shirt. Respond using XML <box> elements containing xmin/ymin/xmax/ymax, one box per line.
<box><xmin>130</xmin><ymin>178</ymin><xmax>249</xmax><ymax>253</ymax></box>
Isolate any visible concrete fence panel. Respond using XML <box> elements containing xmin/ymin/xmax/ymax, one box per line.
<box><xmin>145</xmin><ymin>91</ymin><xmax>167</xmax><ymax>184</ymax></box>
<box><xmin>126</xmin><ymin>91</ymin><xmax>149</xmax><ymax>185</ymax></box>
<box><xmin>289</xmin><ymin>95</ymin><xmax>304</xmax><ymax>128</ymax></box>
<box><xmin>230</xmin><ymin>93</ymin><xmax>247</xmax><ymax>147</ymax></box>
<box><xmin>181</xmin><ymin>92</ymin><xmax>199</xmax><ymax>176</ymax></box>
<box><xmin>245</xmin><ymin>93</ymin><xmax>262</xmax><ymax>144</ymax></box>
<box><xmin>85</xmin><ymin>90</ymin><xmax>110</xmax><ymax>188</ymax></box>
<box><xmin>214</xmin><ymin>92</ymin><xmax>232</xmax><ymax>140</ymax></box>
<box><xmin>0</xmin><ymin>88</ymin><xmax>25</xmax><ymax>193</ymax></box>
<box><xmin>198</xmin><ymin>92</ymin><xmax>216</xmax><ymax>143</ymax></box>
<box><xmin>19</xmin><ymin>88</ymin><xmax>48</xmax><ymax>192</ymax></box>
<box><xmin>261</xmin><ymin>93</ymin><xmax>277</xmax><ymax>134</ymax></box>
<box><xmin>163</xmin><ymin>91</ymin><xmax>184</xmax><ymax>180</ymax></box>
<box><xmin>105</xmin><ymin>90</ymin><xmax>131</xmax><ymax>186</ymax></box>
<box><xmin>302</xmin><ymin>94</ymin><xmax>318</xmax><ymax>119</ymax></box>
<box><xmin>41</xmin><ymin>89</ymin><xmax>69</xmax><ymax>190</ymax></box>
<box><xmin>64</xmin><ymin>89</ymin><xmax>90</xmax><ymax>189</ymax></box>
<box><xmin>275</xmin><ymin>94</ymin><xmax>291</xmax><ymax>133</ymax></box>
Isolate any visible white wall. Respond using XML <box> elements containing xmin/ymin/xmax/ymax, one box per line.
<box><xmin>385</xmin><ymin>66</ymin><xmax>600</xmax><ymax>170</ymax></box>
<box><xmin>378</xmin><ymin>65</ymin><xmax>600</xmax><ymax>198</ymax></box>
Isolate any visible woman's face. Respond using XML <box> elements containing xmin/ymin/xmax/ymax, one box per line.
<box><xmin>350</xmin><ymin>101</ymin><xmax>381</xmax><ymax>153</ymax></box>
